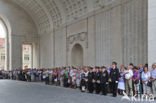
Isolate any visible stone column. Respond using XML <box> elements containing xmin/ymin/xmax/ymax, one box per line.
<box><xmin>95</xmin><ymin>9</ymin><xmax>112</xmax><ymax>66</ymax></box>
<box><xmin>122</xmin><ymin>0</ymin><xmax>147</xmax><ymax>66</ymax></box>
<box><xmin>148</xmin><ymin>0</ymin><xmax>156</xmax><ymax>69</ymax></box>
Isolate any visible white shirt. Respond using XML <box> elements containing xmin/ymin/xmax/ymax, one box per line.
<box><xmin>124</xmin><ymin>69</ymin><xmax>133</xmax><ymax>80</ymax></box>
<box><xmin>84</xmin><ymin>71</ymin><xmax>88</xmax><ymax>77</ymax></box>
<box><xmin>142</xmin><ymin>71</ymin><xmax>151</xmax><ymax>84</ymax></box>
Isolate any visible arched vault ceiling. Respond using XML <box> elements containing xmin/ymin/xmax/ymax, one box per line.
<box><xmin>11</xmin><ymin>0</ymin><xmax>117</xmax><ymax>33</ymax></box>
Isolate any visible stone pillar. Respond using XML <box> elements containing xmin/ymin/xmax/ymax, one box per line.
<box><xmin>111</xmin><ymin>4</ymin><xmax>123</xmax><ymax>67</ymax></box>
<box><xmin>95</xmin><ymin>9</ymin><xmax>112</xmax><ymax>66</ymax></box>
<box><xmin>122</xmin><ymin>0</ymin><xmax>147</xmax><ymax>66</ymax></box>
<box><xmin>148</xmin><ymin>0</ymin><xmax>156</xmax><ymax>69</ymax></box>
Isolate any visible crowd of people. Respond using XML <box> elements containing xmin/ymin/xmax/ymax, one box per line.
<box><xmin>0</xmin><ymin>62</ymin><xmax>156</xmax><ymax>99</ymax></box>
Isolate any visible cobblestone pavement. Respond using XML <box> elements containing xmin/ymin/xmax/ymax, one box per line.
<box><xmin>0</xmin><ymin>80</ymin><xmax>155</xmax><ymax>103</ymax></box>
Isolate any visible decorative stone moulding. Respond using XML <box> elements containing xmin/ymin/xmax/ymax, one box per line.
<box><xmin>67</xmin><ymin>32</ymin><xmax>88</xmax><ymax>51</ymax></box>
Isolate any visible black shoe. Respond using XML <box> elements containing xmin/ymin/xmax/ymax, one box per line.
<box><xmin>113</xmin><ymin>95</ymin><xmax>117</xmax><ymax>97</ymax></box>
<box><xmin>103</xmin><ymin>93</ymin><xmax>107</xmax><ymax>96</ymax></box>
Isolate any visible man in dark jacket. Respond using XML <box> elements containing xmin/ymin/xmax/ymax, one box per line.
<box><xmin>95</xmin><ymin>67</ymin><xmax>102</xmax><ymax>94</ymax></box>
<box><xmin>101</xmin><ymin>66</ymin><xmax>109</xmax><ymax>95</ymax></box>
<box><xmin>109</xmin><ymin>62</ymin><xmax>119</xmax><ymax>97</ymax></box>
<box><xmin>88</xmin><ymin>67</ymin><xmax>94</xmax><ymax>93</ymax></box>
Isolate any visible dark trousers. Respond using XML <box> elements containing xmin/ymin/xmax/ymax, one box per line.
<box><xmin>101</xmin><ymin>83</ymin><xmax>108</xmax><ymax>95</ymax></box>
<box><xmin>96</xmin><ymin>83</ymin><xmax>101</xmax><ymax>94</ymax></box>
<box><xmin>88</xmin><ymin>82</ymin><xmax>94</xmax><ymax>93</ymax></box>
<box><xmin>64</xmin><ymin>78</ymin><xmax>68</xmax><ymax>87</ymax></box>
<box><xmin>45</xmin><ymin>77</ymin><xmax>49</xmax><ymax>85</ymax></box>
<box><xmin>27</xmin><ymin>75</ymin><xmax>31</xmax><ymax>82</ymax></box>
<box><xmin>112</xmin><ymin>81</ymin><xmax>118</xmax><ymax>97</ymax></box>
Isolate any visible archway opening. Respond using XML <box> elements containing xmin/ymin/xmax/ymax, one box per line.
<box><xmin>71</xmin><ymin>44</ymin><xmax>83</xmax><ymax>67</ymax></box>
<box><xmin>0</xmin><ymin>19</ymin><xmax>7</xmax><ymax>70</ymax></box>
<box><xmin>22</xmin><ymin>44</ymin><xmax>32</xmax><ymax>69</ymax></box>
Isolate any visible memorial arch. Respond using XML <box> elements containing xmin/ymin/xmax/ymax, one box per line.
<box><xmin>0</xmin><ymin>0</ymin><xmax>153</xmax><ymax>69</ymax></box>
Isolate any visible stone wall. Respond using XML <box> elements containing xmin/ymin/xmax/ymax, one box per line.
<box><xmin>121</xmin><ymin>0</ymin><xmax>148</xmax><ymax>66</ymax></box>
<box><xmin>148</xmin><ymin>0</ymin><xmax>156</xmax><ymax>69</ymax></box>
<box><xmin>39</xmin><ymin>0</ymin><xmax>148</xmax><ymax>68</ymax></box>
<box><xmin>41</xmin><ymin>0</ymin><xmax>147</xmax><ymax>67</ymax></box>
<box><xmin>54</xmin><ymin>27</ymin><xmax>66</xmax><ymax>67</ymax></box>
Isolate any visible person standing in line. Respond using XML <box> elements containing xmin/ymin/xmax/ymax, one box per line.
<box><xmin>80</xmin><ymin>73</ymin><xmax>86</xmax><ymax>92</ymax></box>
<box><xmin>83</xmin><ymin>67</ymin><xmax>89</xmax><ymax>90</ymax></box>
<box><xmin>139</xmin><ymin>64</ymin><xmax>144</xmax><ymax>95</ymax></box>
<box><xmin>88</xmin><ymin>67</ymin><xmax>94</xmax><ymax>93</ymax></box>
<box><xmin>118</xmin><ymin>66</ymin><xmax>125</xmax><ymax>95</ymax></box>
<box><xmin>76</xmin><ymin>69</ymin><xmax>81</xmax><ymax>89</ymax></box>
<box><xmin>45</xmin><ymin>69</ymin><xmax>49</xmax><ymax>85</ymax></box>
<box><xmin>132</xmin><ymin>66</ymin><xmax>140</xmax><ymax>96</ymax></box>
<box><xmin>151</xmin><ymin>63</ymin><xmax>156</xmax><ymax>98</ymax></box>
<box><xmin>71</xmin><ymin>69</ymin><xmax>76</xmax><ymax>88</ymax></box>
<box><xmin>38</xmin><ymin>70</ymin><xmax>42</xmax><ymax>82</ymax></box>
<box><xmin>49</xmin><ymin>69</ymin><xmax>53</xmax><ymax>85</ymax></box>
<box><xmin>142</xmin><ymin>66</ymin><xmax>151</xmax><ymax>96</ymax></box>
<box><xmin>30</xmin><ymin>69</ymin><xmax>34</xmax><ymax>82</ymax></box>
<box><xmin>95</xmin><ymin>67</ymin><xmax>102</xmax><ymax>94</ymax></box>
<box><xmin>60</xmin><ymin>68</ymin><xmax>65</xmax><ymax>87</ymax></box>
<box><xmin>64</xmin><ymin>68</ymin><xmax>69</xmax><ymax>87</ymax></box>
<box><xmin>124</xmin><ymin>65</ymin><xmax>133</xmax><ymax>96</ymax></box>
<box><xmin>101</xmin><ymin>66</ymin><xmax>109</xmax><ymax>95</ymax></box>
<box><xmin>54</xmin><ymin>69</ymin><xmax>58</xmax><ymax>86</ymax></box>
<box><xmin>109</xmin><ymin>62</ymin><xmax>120</xmax><ymax>97</ymax></box>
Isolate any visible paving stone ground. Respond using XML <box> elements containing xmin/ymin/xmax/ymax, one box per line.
<box><xmin>0</xmin><ymin>80</ymin><xmax>155</xmax><ymax>103</ymax></box>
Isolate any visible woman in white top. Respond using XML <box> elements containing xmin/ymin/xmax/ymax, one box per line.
<box><xmin>118</xmin><ymin>66</ymin><xmax>125</xmax><ymax>95</ymax></box>
<box><xmin>141</xmin><ymin>66</ymin><xmax>151</xmax><ymax>95</ymax></box>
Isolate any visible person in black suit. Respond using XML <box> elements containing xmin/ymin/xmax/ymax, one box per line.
<box><xmin>88</xmin><ymin>67</ymin><xmax>94</xmax><ymax>93</ymax></box>
<box><xmin>93</xmin><ymin>68</ymin><xmax>97</xmax><ymax>92</ymax></box>
<box><xmin>101</xmin><ymin>66</ymin><xmax>109</xmax><ymax>95</ymax></box>
<box><xmin>95</xmin><ymin>67</ymin><xmax>102</xmax><ymax>94</ymax></box>
<box><xmin>109</xmin><ymin>62</ymin><xmax>120</xmax><ymax>97</ymax></box>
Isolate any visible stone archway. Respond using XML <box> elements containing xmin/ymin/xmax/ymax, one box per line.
<box><xmin>0</xmin><ymin>15</ymin><xmax>11</xmax><ymax>70</ymax></box>
<box><xmin>71</xmin><ymin>44</ymin><xmax>83</xmax><ymax>67</ymax></box>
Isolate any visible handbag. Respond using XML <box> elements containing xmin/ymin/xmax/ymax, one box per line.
<box><xmin>134</xmin><ymin>80</ymin><xmax>139</xmax><ymax>84</ymax></box>
<box><xmin>147</xmin><ymin>81</ymin><xmax>152</xmax><ymax>87</ymax></box>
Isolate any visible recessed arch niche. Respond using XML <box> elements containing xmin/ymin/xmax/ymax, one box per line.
<box><xmin>71</xmin><ymin>43</ymin><xmax>83</xmax><ymax>67</ymax></box>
